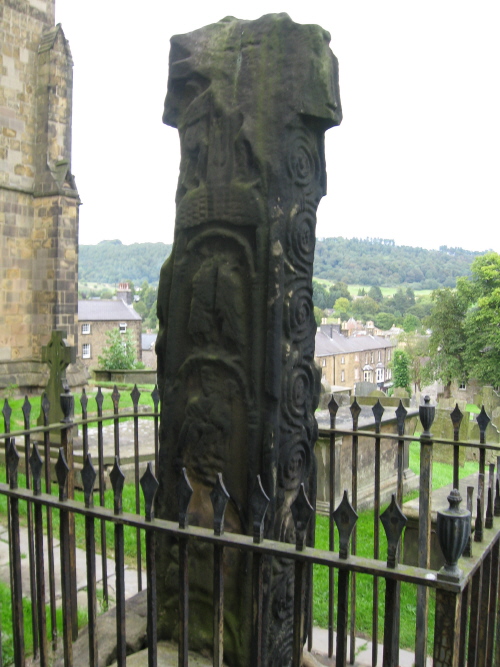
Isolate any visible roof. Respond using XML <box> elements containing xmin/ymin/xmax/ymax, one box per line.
<box><xmin>78</xmin><ymin>299</ymin><xmax>142</xmax><ymax>322</ymax></box>
<box><xmin>141</xmin><ymin>333</ymin><xmax>157</xmax><ymax>350</ymax></box>
<box><xmin>315</xmin><ymin>330</ymin><xmax>395</xmax><ymax>358</ymax></box>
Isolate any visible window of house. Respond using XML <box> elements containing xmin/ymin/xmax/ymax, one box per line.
<box><xmin>387</xmin><ymin>349</ymin><xmax>391</xmax><ymax>361</ymax></box>
<box><xmin>341</xmin><ymin>356</ymin><xmax>345</xmax><ymax>364</ymax></box>
<box><xmin>459</xmin><ymin>382</ymin><xmax>466</xmax><ymax>390</ymax></box>
<box><xmin>378</xmin><ymin>350</ymin><xmax>381</xmax><ymax>362</ymax></box>
<box><xmin>119</xmin><ymin>323</ymin><xmax>127</xmax><ymax>333</ymax></box>
<box><xmin>355</xmin><ymin>354</ymin><xmax>359</xmax><ymax>362</ymax></box>
<box><xmin>376</xmin><ymin>368</ymin><xmax>384</xmax><ymax>383</ymax></box>
<box><xmin>321</xmin><ymin>359</ymin><xmax>326</xmax><ymax>367</ymax></box>
<box><xmin>354</xmin><ymin>368</ymin><xmax>360</xmax><ymax>381</ymax></box>
<box><xmin>386</xmin><ymin>368</ymin><xmax>392</xmax><ymax>380</ymax></box>
<box><xmin>364</xmin><ymin>370</ymin><xmax>373</xmax><ymax>382</ymax></box>
<box><xmin>82</xmin><ymin>343</ymin><xmax>91</xmax><ymax>359</ymax></box>
<box><xmin>341</xmin><ymin>370</ymin><xmax>345</xmax><ymax>382</ymax></box>
<box><xmin>370</xmin><ymin>352</ymin><xmax>374</xmax><ymax>363</ymax></box>
<box><xmin>81</xmin><ymin>323</ymin><xmax>91</xmax><ymax>335</ymax></box>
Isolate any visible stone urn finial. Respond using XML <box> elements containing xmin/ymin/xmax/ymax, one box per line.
<box><xmin>419</xmin><ymin>395</ymin><xmax>435</xmax><ymax>437</ymax></box>
<box><xmin>436</xmin><ymin>489</ymin><xmax>471</xmax><ymax>581</ymax></box>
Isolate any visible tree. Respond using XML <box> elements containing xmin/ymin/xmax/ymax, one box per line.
<box><xmin>312</xmin><ymin>281</ymin><xmax>329</xmax><ymax>309</ymax></box>
<box><xmin>424</xmin><ymin>288</ymin><xmax>469</xmax><ymax>396</ymax></box>
<box><xmin>392</xmin><ymin>349</ymin><xmax>411</xmax><ymax>395</ymax></box>
<box><xmin>424</xmin><ymin>253</ymin><xmax>500</xmax><ymax>393</ymax></box>
<box><xmin>462</xmin><ymin>253</ymin><xmax>500</xmax><ymax>386</ymax></box>
<box><xmin>368</xmin><ymin>285</ymin><xmax>383</xmax><ymax>303</ymax></box>
<box><xmin>374</xmin><ymin>312</ymin><xmax>394</xmax><ymax>330</ymax></box>
<box><xmin>314</xmin><ymin>306</ymin><xmax>323</xmax><ymax>326</ymax></box>
<box><xmin>329</xmin><ymin>282</ymin><xmax>352</xmax><ymax>303</ymax></box>
<box><xmin>98</xmin><ymin>328</ymin><xmax>141</xmax><ymax>370</ymax></box>
<box><xmin>398</xmin><ymin>333</ymin><xmax>430</xmax><ymax>393</ymax></box>
<box><xmin>333</xmin><ymin>296</ymin><xmax>351</xmax><ymax>313</ymax></box>
<box><xmin>402</xmin><ymin>313</ymin><xmax>421</xmax><ymax>333</ymax></box>
<box><xmin>351</xmin><ymin>296</ymin><xmax>380</xmax><ymax>320</ymax></box>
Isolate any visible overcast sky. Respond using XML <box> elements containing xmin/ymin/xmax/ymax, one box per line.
<box><xmin>55</xmin><ymin>1</ymin><xmax>500</xmax><ymax>253</ymax></box>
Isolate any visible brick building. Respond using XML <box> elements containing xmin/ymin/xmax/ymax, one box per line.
<box><xmin>78</xmin><ymin>300</ymin><xmax>142</xmax><ymax>369</ymax></box>
<box><xmin>0</xmin><ymin>0</ymin><xmax>80</xmax><ymax>390</ymax></box>
<box><xmin>315</xmin><ymin>326</ymin><xmax>395</xmax><ymax>392</ymax></box>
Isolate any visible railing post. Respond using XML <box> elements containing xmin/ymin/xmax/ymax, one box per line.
<box><xmin>56</xmin><ymin>448</ymin><xmax>73</xmax><ymax>667</ymax></box>
<box><xmin>110</xmin><ymin>457</ymin><xmax>126</xmax><ymax>667</ymax></box>
<box><xmin>140</xmin><ymin>462</ymin><xmax>159</xmax><ymax>667</ymax></box>
<box><xmin>59</xmin><ymin>386</ymin><xmax>78</xmax><ymax>640</ymax></box>
<box><xmin>433</xmin><ymin>589</ymin><xmax>462</xmax><ymax>667</ymax></box>
<box><xmin>6</xmin><ymin>440</ymin><xmax>25</xmax><ymax>667</ymax></box>
<box><xmin>250</xmin><ymin>476</ymin><xmax>270</xmax><ymax>667</ymax></box>
<box><xmin>433</xmin><ymin>488</ymin><xmax>470</xmax><ymax>667</ymax></box>
<box><xmin>178</xmin><ymin>468</ymin><xmax>193</xmax><ymax>667</ymax></box>
<box><xmin>333</xmin><ymin>490</ymin><xmax>358</xmax><ymax>667</ymax></box>
<box><xmin>327</xmin><ymin>396</ymin><xmax>338</xmax><ymax>659</ymax></box>
<box><xmin>415</xmin><ymin>396</ymin><xmax>435</xmax><ymax>667</ymax></box>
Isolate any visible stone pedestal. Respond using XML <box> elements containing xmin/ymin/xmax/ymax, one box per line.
<box><xmin>155</xmin><ymin>14</ymin><xmax>341</xmax><ymax>666</ymax></box>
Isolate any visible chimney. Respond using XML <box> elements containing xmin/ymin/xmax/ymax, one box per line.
<box><xmin>116</xmin><ymin>282</ymin><xmax>132</xmax><ymax>305</ymax></box>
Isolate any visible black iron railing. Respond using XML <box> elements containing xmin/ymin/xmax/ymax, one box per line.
<box><xmin>0</xmin><ymin>388</ymin><xmax>499</xmax><ymax>667</ymax></box>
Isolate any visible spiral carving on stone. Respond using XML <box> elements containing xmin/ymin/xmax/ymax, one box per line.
<box><xmin>287</xmin><ymin>286</ymin><xmax>314</xmax><ymax>343</ymax></box>
<box><xmin>287</xmin><ymin>130</ymin><xmax>319</xmax><ymax>190</ymax></box>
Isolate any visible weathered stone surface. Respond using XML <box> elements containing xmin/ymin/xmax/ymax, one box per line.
<box><xmin>53</xmin><ymin>590</ymin><xmax>148</xmax><ymax>667</ymax></box>
<box><xmin>155</xmin><ymin>13</ymin><xmax>341</xmax><ymax>667</ymax></box>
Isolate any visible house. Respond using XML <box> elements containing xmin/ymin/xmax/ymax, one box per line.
<box><xmin>141</xmin><ymin>333</ymin><xmax>157</xmax><ymax>370</ymax></box>
<box><xmin>78</xmin><ymin>300</ymin><xmax>142</xmax><ymax>368</ymax></box>
<box><xmin>315</xmin><ymin>326</ymin><xmax>395</xmax><ymax>392</ymax></box>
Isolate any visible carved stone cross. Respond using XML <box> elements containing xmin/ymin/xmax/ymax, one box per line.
<box><xmin>155</xmin><ymin>13</ymin><xmax>341</xmax><ymax>666</ymax></box>
<box><xmin>38</xmin><ymin>330</ymin><xmax>76</xmax><ymax>430</ymax></box>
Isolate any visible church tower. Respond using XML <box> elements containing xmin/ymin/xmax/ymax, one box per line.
<box><xmin>0</xmin><ymin>0</ymin><xmax>80</xmax><ymax>390</ymax></box>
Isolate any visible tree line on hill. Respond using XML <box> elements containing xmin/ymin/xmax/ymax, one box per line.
<box><xmin>314</xmin><ymin>237</ymin><xmax>483</xmax><ymax>288</ymax></box>
<box><xmin>79</xmin><ymin>240</ymin><xmax>172</xmax><ymax>285</ymax></box>
<box><xmin>79</xmin><ymin>237</ymin><xmax>484</xmax><ymax>289</ymax></box>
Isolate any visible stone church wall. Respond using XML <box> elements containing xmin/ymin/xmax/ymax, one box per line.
<box><xmin>0</xmin><ymin>0</ymin><xmax>81</xmax><ymax>391</ymax></box>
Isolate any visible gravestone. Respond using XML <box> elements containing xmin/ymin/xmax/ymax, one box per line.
<box><xmin>155</xmin><ymin>13</ymin><xmax>341</xmax><ymax>666</ymax></box>
<box><xmin>37</xmin><ymin>330</ymin><xmax>76</xmax><ymax>431</ymax></box>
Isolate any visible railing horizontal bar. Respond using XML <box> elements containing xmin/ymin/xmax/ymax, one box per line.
<box><xmin>0</xmin><ymin>410</ymin><xmax>161</xmax><ymax>441</ymax></box>
<box><xmin>318</xmin><ymin>427</ymin><xmax>500</xmax><ymax>453</ymax></box>
<box><xmin>0</xmin><ymin>482</ymin><xmax>482</xmax><ymax>592</ymax></box>
<box><xmin>2</xmin><ymin>415</ymin><xmax>497</xmax><ymax>453</ymax></box>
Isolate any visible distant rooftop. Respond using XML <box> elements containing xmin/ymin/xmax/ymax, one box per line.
<box><xmin>315</xmin><ymin>329</ymin><xmax>395</xmax><ymax>357</ymax></box>
<box><xmin>78</xmin><ymin>299</ymin><xmax>142</xmax><ymax>321</ymax></box>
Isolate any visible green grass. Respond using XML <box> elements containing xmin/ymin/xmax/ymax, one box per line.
<box><xmin>313</xmin><ymin>512</ymin><xmax>428</xmax><ymax>650</ymax></box>
<box><xmin>408</xmin><ymin>438</ymin><xmax>478</xmax><ymax>489</ymax></box>
<box><xmin>0</xmin><ymin>579</ymin><xmax>88</xmax><ymax>666</ymax></box>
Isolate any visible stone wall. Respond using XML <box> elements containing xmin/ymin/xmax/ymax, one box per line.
<box><xmin>0</xmin><ymin>0</ymin><xmax>80</xmax><ymax>391</ymax></box>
